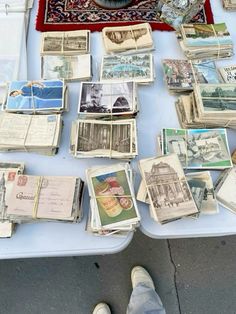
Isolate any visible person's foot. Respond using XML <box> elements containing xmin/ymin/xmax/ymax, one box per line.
<box><xmin>92</xmin><ymin>303</ymin><xmax>111</xmax><ymax>314</ymax></box>
<box><xmin>131</xmin><ymin>266</ymin><xmax>155</xmax><ymax>290</ymax></box>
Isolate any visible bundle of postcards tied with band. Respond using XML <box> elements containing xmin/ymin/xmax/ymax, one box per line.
<box><xmin>176</xmin><ymin>23</ymin><xmax>234</xmax><ymax>60</ymax></box>
<box><xmin>222</xmin><ymin>0</ymin><xmax>236</xmax><ymax>10</ymax></box>
<box><xmin>0</xmin><ymin>162</ymin><xmax>84</xmax><ymax>238</ymax></box>
<box><xmin>86</xmin><ymin>163</ymin><xmax>140</xmax><ymax>236</ymax></box>
<box><xmin>175</xmin><ymin>83</ymin><xmax>236</xmax><ymax>129</ymax></box>
<box><xmin>0</xmin><ymin>79</ymin><xmax>67</xmax><ymax>155</ymax></box>
<box><xmin>70</xmin><ymin>81</ymin><xmax>139</xmax><ymax>160</ymax></box>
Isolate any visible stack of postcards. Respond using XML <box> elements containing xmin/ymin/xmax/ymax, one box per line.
<box><xmin>100</xmin><ymin>53</ymin><xmax>155</xmax><ymax>84</ymax></box>
<box><xmin>5</xmin><ymin>175</ymin><xmax>84</xmax><ymax>223</ymax></box>
<box><xmin>2</xmin><ymin>79</ymin><xmax>67</xmax><ymax>113</ymax></box>
<box><xmin>222</xmin><ymin>0</ymin><xmax>236</xmax><ymax>10</ymax></box>
<box><xmin>0</xmin><ymin>162</ymin><xmax>24</xmax><ymax>238</ymax></box>
<box><xmin>86</xmin><ymin>163</ymin><xmax>140</xmax><ymax>236</ymax></box>
<box><xmin>159</xmin><ymin>128</ymin><xmax>233</xmax><ymax>170</ymax></box>
<box><xmin>176</xmin><ymin>83</ymin><xmax>236</xmax><ymax>129</ymax></box>
<box><xmin>215</xmin><ymin>166</ymin><xmax>236</xmax><ymax>214</ymax></box>
<box><xmin>0</xmin><ymin>113</ymin><xmax>62</xmax><ymax>155</ymax></box>
<box><xmin>156</xmin><ymin>0</ymin><xmax>206</xmax><ymax>30</ymax></box>
<box><xmin>162</xmin><ymin>59</ymin><xmax>221</xmax><ymax>93</ymax></box>
<box><xmin>70</xmin><ymin>81</ymin><xmax>138</xmax><ymax>159</ymax></box>
<box><xmin>137</xmin><ymin>154</ymin><xmax>199</xmax><ymax>224</ymax></box>
<box><xmin>102</xmin><ymin>23</ymin><xmax>154</xmax><ymax>54</ymax></box>
<box><xmin>218</xmin><ymin>65</ymin><xmax>236</xmax><ymax>83</ymax></box>
<box><xmin>177</xmin><ymin>23</ymin><xmax>234</xmax><ymax>60</ymax></box>
<box><xmin>40</xmin><ymin>30</ymin><xmax>92</xmax><ymax>81</ymax></box>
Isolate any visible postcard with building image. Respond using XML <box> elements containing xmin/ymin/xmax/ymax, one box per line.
<box><xmin>139</xmin><ymin>153</ymin><xmax>198</xmax><ymax>223</ymax></box>
<box><xmin>197</xmin><ymin>84</ymin><xmax>236</xmax><ymax>114</ymax></box>
<box><xmin>100</xmin><ymin>53</ymin><xmax>153</xmax><ymax>83</ymax></box>
<box><xmin>162</xmin><ymin>128</ymin><xmax>232</xmax><ymax>169</ymax></box>
<box><xmin>90</xmin><ymin>168</ymin><xmax>139</xmax><ymax>227</ymax></box>
<box><xmin>186</xmin><ymin>171</ymin><xmax>218</xmax><ymax>214</ymax></box>
<box><xmin>6</xmin><ymin>80</ymin><xmax>64</xmax><ymax>111</ymax></box>
<box><xmin>78</xmin><ymin>82</ymin><xmax>135</xmax><ymax>115</ymax></box>
<box><xmin>41</xmin><ymin>30</ymin><xmax>90</xmax><ymax>54</ymax></box>
<box><xmin>76</xmin><ymin>120</ymin><xmax>132</xmax><ymax>155</ymax></box>
<box><xmin>182</xmin><ymin>23</ymin><xmax>232</xmax><ymax>47</ymax></box>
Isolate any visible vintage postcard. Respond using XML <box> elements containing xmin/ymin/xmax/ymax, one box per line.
<box><xmin>6</xmin><ymin>80</ymin><xmax>65</xmax><ymax>112</ymax></box>
<box><xmin>72</xmin><ymin>119</ymin><xmax>137</xmax><ymax>158</ymax></box>
<box><xmin>87</xmin><ymin>163</ymin><xmax>140</xmax><ymax>228</ymax></box>
<box><xmin>196</xmin><ymin>84</ymin><xmax>236</xmax><ymax>115</ymax></box>
<box><xmin>100</xmin><ymin>53</ymin><xmax>154</xmax><ymax>84</ymax></box>
<box><xmin>41</xmin><ymin>30</ymin><xmax>90</xmax><ymax>55</ymax></box>
<box><xmin>78</xmin><ymin>81</ymin><xmax>137</xmax><ymax>116</ymax></box>
<box><xmin>162</xmin><ymin>128</ymin><xmax>232</xmax><ymax>169</ymax></box>
<box><xmin>181</xmin><ymin>23</ymin><xmax>232</xmax><ymax>47</ymax></box>
<box><xmin>41</xmin><ymin>54</ymin><xmax>91</xmax><ymax>81</ymax></box>
<box><xmin>218</xmin><ymin>65</ymin><xmax>236</xmax><ymax>83</ymax></box>
<box><xmin>186</xmin><ymin>171</ymin><xmax>218</xmax><ymax>214</ymax></box>
<box><xmin>139</xmin><ymin>153</ymin><xmax>198</xmax><ymax>223</ymax></box>
<box><xmin>103</xmin><ymin>23</ymin><xmax>153</xmax><ymax>53</ymax></box>
<box><xmin>215</xmin><ymin>166</ymin><xmax>236</xmax><ymax>213</ymax></box>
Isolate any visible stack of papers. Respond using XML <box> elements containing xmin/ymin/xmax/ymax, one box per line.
<box><xmin>5</xmin><ymin>175</ymin><xmax>84</xmax><ymax>222</ymax></box>
<box><xmin>2</xmin><ymin>80</ymin><xmax>67</xmax><ymax>114</ymax></box>
<box><xmin>86</xmin><ymin>163</ymin><xmax>140</xmax><ymax>236</ymax></box>
<box><xmin>177</xmin><ymin>23</ymin><xmax>234</xmax><ymax>60</ymax></box>
<box><xmin>137</xmin><ymin>154</ymin><xmax>199</xmax><ymax>224</ymax></box>
<box><xmin>0</xmin><ymin>161</ymin><xmax>24</xmax><ymax>238</ymax></box>
<box><xmin>100</xmin><ymin>53</ymin><xmax>155</xmax><ymax>84</ymax></box>
<box><xmin>162</xmin><ymin>59</ymin><xmax>221</xmax><ymax>93</ymax></box>
<box><xmin>102</xmin><ymin>23</ymin><xmax>154</xmax><ymax>54</ymax></box>
<box><xmin>156</xmin><ymin>0</ymin><xmax>206</xmax><ymax>30</ymax></box>
<box><xmin>176</xmin><ymin>83</ymin><xmax>236</xmax><ymax>129</ymax></box>
<box><xmin>0</xmin><ymin>113</ymin><xmax>62</xmax><ymax>155</ymax></box>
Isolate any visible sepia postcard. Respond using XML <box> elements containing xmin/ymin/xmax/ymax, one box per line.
<box><xmin>70</xmin><ymin>118</ymin><xmax>137</xmax><ymax>159</ymax></box>
<box><xmin>100</xmin><ymin>53</ymin><xmax>154</xmax><ymax>84</ymax></box>
<box><xmin>102</xmin><ymin>23</ymin><xmax>153</xmax><ymax>53</ymax></box>
<box><xmin>162</xmin><ymin>128</ymin><xmax>232</xmax><ymax>169</ymax></box>
<box><xmin>139</xmin><ymin>153</ymin><xmax>198</xmax><ymax>224</ymax></box>
<box><xmin>78</xmin><ymin>81</ymin><xmax>137</xmax><ymax>116</ymax></box>
<box><xmin>5</xmin><ymin>80</ymin><xmax>65</xmax><ymax>113</ymax></box>
<box><xmin>41</xmin><ymin>54</ymin><xmax>92</xmax><ymax>81</ymax></box>
<box><xmin>186</xmin><ymin>171</ymin><xmax>218</xmax><ymax>214</ymax></box>
<box><xmin>41</xmin><ymin>30</ymin><xmax>90</xmax><ymax>55</ymax></box>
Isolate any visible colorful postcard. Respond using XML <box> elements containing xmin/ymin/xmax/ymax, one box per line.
<box><xmin>6</xmin><ymin>80</ymin><xmax>64</xmax><ymax>112</ymax></box>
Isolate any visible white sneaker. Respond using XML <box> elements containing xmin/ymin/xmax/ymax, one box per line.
<box><xmin>131</xmin><ymin>266</ymin><xmax>155</xmax><ymax>290</ymax></box>
<box><xmin>92</xmin><ymin>303</ymin><xmax>111</xmax><ymax>314</ymax></box>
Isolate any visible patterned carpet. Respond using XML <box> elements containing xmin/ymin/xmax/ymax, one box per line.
<box><xmin>36</xmin><ymin>0</ymin><xmax>214</xmax><ymax>32</ymax></box>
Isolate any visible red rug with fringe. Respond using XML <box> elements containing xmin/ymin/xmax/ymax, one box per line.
<box><xmin>36</xmin><ymin>0</ymin><xmax>214</xmax><ymax>32</ymax></box>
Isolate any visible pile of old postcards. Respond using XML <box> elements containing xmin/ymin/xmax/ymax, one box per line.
<box><xmin>70</xmin><ymin>81</ymin><xmax>138</xmax><ymax>159</ymax></box>
<box><xmin>137</xmin><ymin>150</ymin><xmax>224</xmax><ymax>224</ymax></box>
<box><xmin>102</xmin><ymin>23</ymin><xmax>154</xmax><ymax>54</ymax></box>
<box><xmin>176</xmin><ymin>83</ymin><xmax>236</xmax><ymax>129</ymax></box>
<box><xmin>0</xmin><ymin>79</ymin><xmax>67</xmax><ymax>155</ymax></box>
<box><xmin>0</xmin><ymin>162</ymin><xmax>84</xmax><ymax>238</ymax></box>
<box><xmin>86</xmin><ymin>163</ymin><xmax>140</xmax><ymax>236</ymax></box>
<box><xmin>162</xmin><ymin>59</ymin><xmax>221</xmax><ymax>93</ymax></box>
<box><xmin>222</xmin><ymin>0</ymin><xmax>236</xmax><ymax>10</ymax></box>
<box><xmin>156</xmin><ymin>0</ymin><xmax>206</xmax><ymax>30</ymax></box>
<box><xmin>40</xmin><ymin>30</ymin><xmax>92</xmax><ymax>81</ymax></box>
<box><xmin>177</xmin><ymin>23</ymin><xmax>234</xmax><ymax>60</ymax></box>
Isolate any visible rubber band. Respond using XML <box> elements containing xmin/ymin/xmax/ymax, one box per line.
<box><xmin>210</xmin><ymin>24</ymin><xmax>221</xmax><ymax>59</ymax></box>
<box><xmin>22</xmin><ymin>115</ymin><xmax>33</xmax><ymax>152</ymax></box>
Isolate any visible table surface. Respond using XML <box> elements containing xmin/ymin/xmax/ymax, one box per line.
<box><xmin>0</xmin><ymin>1</ymin><xmax>236</xmax><ymax>260</ymax></box>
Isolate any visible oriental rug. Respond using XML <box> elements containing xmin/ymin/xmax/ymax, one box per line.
<box><xmin>36</xmin><ymin>0</ymin><xmax>214</xmax><ymax>32</ymax></box>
